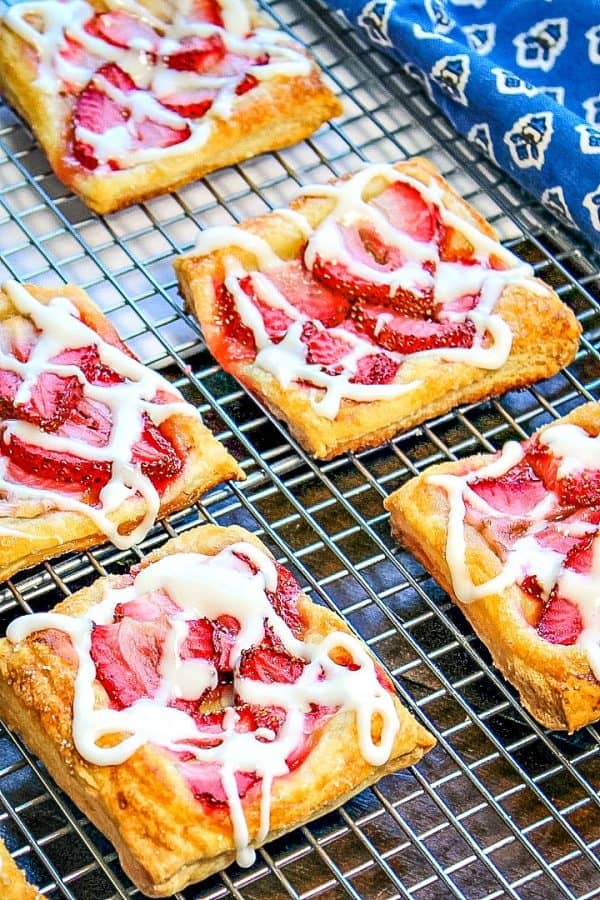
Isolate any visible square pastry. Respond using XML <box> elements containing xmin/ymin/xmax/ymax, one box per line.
<box><xmin>175</xmin><ymin>157</ymin><xmax>581</xmax><ymax>459</ymax></box>
<box><xmin>385</xmin><ymin>402</ymin><xmax>600</xmax><ymax>732</ymax></box>
<box><xmin>0</xmin><ymin>280</ymin><xmax>242</xmax><ymax>580</ymax></box>
<box><xmin>0</xmin><ymin>0</ymin><xmax>342</xmax><ymax>213</ymax></box>
<box><xmin>0</xmin><ymin>838</ymin><xmax>44</xmax><ymax>900</ymax></box>
<box><xmin>0</xmin><ymin>524</ymin><xmax>435</xmax><ymax>896</ymax></box>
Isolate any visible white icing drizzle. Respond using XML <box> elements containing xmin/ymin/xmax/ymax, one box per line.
<box><xmin>0</xmin><ymin>281</ymin><xmax>198</xmax><ymax>549</ymax></box>
<box><xmin>429</xmin><ymin>422</ymin><xmax>600</xmax><ymax>677</ymax></box>
<box><xmin>4</xmin><ymin>0</ymin><xmax>313</xmax><ymax>168</ymax></box>
<box><xmin>7</xmin><ymin>542</ymin><xmax>400</xmax><ymax>865</ymax></box>
<box><xmin>190</xmin><ymin>164</ymin><xmax>538</xmax><ymax>419</ymax></box>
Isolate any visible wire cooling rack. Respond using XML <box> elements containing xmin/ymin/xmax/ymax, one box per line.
<box><xmin>0</xmin><ymin>0</ymin><xmax>599</xmax><ymax>897</ymax></box>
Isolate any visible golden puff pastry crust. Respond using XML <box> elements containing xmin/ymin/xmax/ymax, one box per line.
<box><xmin>0</xmin><ymin>838</ymin><xmax>44</xmax><ymax>900</ymax></box>
<box><xmin>0</xmin><ymin>281</ymin><xmax>243</xmax><ymax>581</ymax></box>
<box><xmin>175</xmin><ymin>156</ymin><xmax>581</xmax><ymax>460</ymax></box>
<box><xmin>0</xmin><ymin>0</ymin><xmax>342</xmax><ymax>215</ymax></box>
<box><xmin>385</xmin><ymin>402</ymin><xmax>600</xmax><ymax>733</ymax></box>
<box><xmin>0</xmin><ymin>524</ymin><xmax>435</xmax><ymax>896</ymax></box>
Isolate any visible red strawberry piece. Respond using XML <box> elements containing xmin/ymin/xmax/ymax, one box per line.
<box><xmin>537</xmin><ymin>591</ymin><xmax>582</xmax><ymax>646</ymax></box>
<box><xmin>160</xmin><ymin>90</ymin><xmax>215</xmax><ymax>119</ymax></box>
<box><xmin>213</xmin><ymin>283</ymin><xmax>257</xmax><ymax>362</ymax></box>
<box><xmin>131</xmin><ymin>414</ymin><xmax>183</xmax><ymax>490</ymax></box>
<box><xmin>235</xmin><ymin>703</ymin><xmax>286</xmax><ymax>736</ymax></box>
<box><xmin>135</xmin><ymin>117</ymin><xmax>191</xmax><ymax>149</ymax></box>
<box><xmin>238</xmin><ymin>624</ymin><xmax>305</xmax><ymax>684</ymax></box>
<box><xmin>519</xmin><ymin>574</ymin><xmax>545</xmax><ymax>603</ymax></box>
<box><xmin>3</xmin><ymin>434</ymin><xmax>112</xmax><ymax>500</ymax></box>
<box><xmin>166</xmin><ymin>34</ymin><xmax>225</xmax><ymax>72</ymax></box>
<box><xmin>238</xmin><ymin>275</ymin><xmax>294</xmax><ymax>342</ymax></box>
<box><xmin>52</xmin><ymin>344</ymin><xmax>124</xmax><ymax>386</ymax></box>
<box><xmin>96</xmin><ymin>62</ymin><xmax>137</xmax><ymax>93</ymax></box>
<box><xmin>56</xmin><ymin>397</ymin><xmax>112</xmax><ymax>448</ymax></box>
<box><xmin>564</xmin><ymin>533</ymin><xmax>597</xmax><ymax>574</ymax></box>
<box><xmin>18</xmin><ymin>371</ymin><xmax>83</xmax><ymax>431</ymax></box>
<box><xmin>180</xmin><ymin>759</ymin><xmax>259</xmax><ymax>807</ymax></box>
<box><xmin>235</xmin><ymin>73</ymin><xmax>259</xmax><ymax>95</ymax></box>
<box><xmin>350</xmin><ymin>353</ymin><xmax>398</xmax><ymax>385</ymax></box>
<box><xmin>59</xmin><ymin>35</ymin><xmax>99</xmax><ymax>75</ymax></box>
<box><xmin>266</xmin><ymin>563</ymin><xmax>304</xmax><ymax>636</ymax></box>
<box><xmin>301</xmin><ymin>322</ymin><xmax>350</xmax><ymax>366</ymax></box>
<box><xmin>115</xmin><ymin>590</ymin><xmax>180</xmax><ymax>622</ymax></box>
<box><xmin>73</xmin><ymin>81</ymin><xmax>128</xmax><ymax>170</ymax></box>
<box><xmin>190</xmin><ymin>0</ymin><xmax>224</xmax><ymax>25</ymax></box>
<box><xmin>353</xmin><ymin>303</ymin><xmax>475</xmax><ymax>355</ymax></box>
<box><xmin>371</xmin><ymin>181</ymin><xmax>437</xmax><ymax>243</ymax></box>
<box><xmin>213</xmin><ymin>615</ymin><xmax>241</xmax><ymax>670</ymax></box>
<box><xmin>84</xmin><ymin>11</ymin><xmax>160</xmax><ymax>54</ymax></box>
<box><xmin>181</xmin><ymin>617</ymin><xmax>217</xmax><ymax>661</ymax></box>
<box><xmin>527</xmin><ymin>438</ymin><xmax>600</xmax><ymax>507</ymax></box>
<box><xmin>469</xmin><ymin>459</ymin><xmax>546</xmax><ymax>516</ymax></box>
<box><xmin>90</xmin><ymin>617</ymin><xmax>168</xmax><ymax>708</ymax></box>
<box><xmin>264</xmin><ymin>260</ymin><xmax>352</xmax><ymax>327</ymax></box>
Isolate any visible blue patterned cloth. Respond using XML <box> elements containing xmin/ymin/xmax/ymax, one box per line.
<box><xmin>325</xmin><ymin>0</ymin><xmax>600</xmax><ymax>250</ymax></box>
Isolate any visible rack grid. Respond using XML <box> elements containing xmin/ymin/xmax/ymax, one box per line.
<box><xmin>0</xmin><ymin>0</ymin><xmax>599</xmax><ymax>896</ymax></box>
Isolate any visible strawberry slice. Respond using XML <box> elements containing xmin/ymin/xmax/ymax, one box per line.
<box><xmin>563</xmin><ymin>533</ymin><xmax>597</xmax><ymax>574</ymax></box>
<box><xmin>350</xmin><ymin>353</ymin><xmax>399</xmax><ymax>385</ymax></box>
<box><xmin>264</xmin><ymin>261</ymin><xmax>351</xmax><ymax>327</ymax></box>
<box><xmin>238</xmin><ymin>275</ymin><xmax>294</xmax><ymax>343</ymax></box>
<box><xmin>52</xmin><ymin>345</ymin><xmax>124</xmax><ymax>386</ymax></box>
<box><xmin>56</xmin><ymin>397</ymin><xmax>112</xmax><ymax>448</ymax></box>
<box><xmin>235</xmin><ymin>703</ymin><xmax>286</xmax><ymax>736</ymax></box>
<box><xmin>238</xmin><ymin>624</ymin><xmax>305</xmax><ymax>684</ymax></box>
<box><xmin>371</xmin><ymin>181</ymin><xmax>437</xmax><ymax>243</ymax></box>
<box><xmin>537</xmin><ymin>591</ymin><xmax>582</xmax><ymax>646</ymax></box>
<box><xmin>213</xmin><ymin>615</ymin><xmax>241</xmax><ymax>670</ymax></box>
<box><xmin>166</xmin><ymin>34</ymin><xmax>225</xmax><ymax>72</ymax></box>
<box><xmin>213</xmin><ymin>283</ymin><xmax>257</xmax><ymax>362</ymax></box>
<box><xmin>469</xmin><ymin>459</ymin><xmax>546</xmax><ymax>515</ymax></box>
<box><xmin>180</xmin><ymin>759</ymin><xmax>259</xmax><ymax>807</ymax></box>
<box><xmin>73</xmin><ymin>77</ymin><xmax>129</xmax><ymax>170</ymax></box>
<box><xmin>91</xmin><ymin>617</ymin><xmax>167</xmax><ymax>708</ymax></box>
<box><xmin>131</xmin><ymin>414</ymin><xmax>183</xmax><ymax>489</ymax></box>
<box><xmin>190</xmin><ymin>0</ymin><xmax>223</xmax><ymax>25</ymax></box>
<box><xmin>301</xmin><ymin>322</ymin><xmax>350</xmax><ymax>367</ymax></box>
<box><xmin>96</xmin><ymin>62</ymin><xmax>137</xmax><ymax>93</ymax></box>
<box><xmin>526</xmin><ymin>438</ymin><xmax>600</xmax><ymax>507</ymax></box>
<box><xmin>135</xmin><ymin>118</ymin><xmax>191</xmax><ymax>150</ymax></box>
<box><xmin>160</xmin><ymin>90</ymin><xmax>215</xmax><ymax>119</ymax></box>
<box><xmin>266</xmin><ymin>563</ymin><xmax>304</xmax><ymax>636</ymax></box>
<box><xmin>19</xmin><ymin>372</ymin><xmax>83</xmax><ymax>431</ymax></box>
<box><xmin>235</xmin><ymin>73</ymin><xmax>259</xmax><ymax>96</ymax></box>
<box><xmin>353</xmin><ymin>303</ymin><xmax>475</xmax><ymax>355</ymax></box>
<box><xmin>84</xmin><ymin>11</ymin><xmax>160</xmax><ymax>54</ymax></box>
<box><xmin>115</xmin><ymin>590</ymin><xmax>180</xmax><ymax>622</ymax></box>
<box><xmin>180</xmin><ymin>617</ymin><xmax>216</xmax><ymax>661</ymax></box>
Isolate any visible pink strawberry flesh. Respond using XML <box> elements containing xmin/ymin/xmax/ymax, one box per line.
<box><xmin>469</xmin><ymin>460</ymin><xmax>546</xmax><ymax>515</ymax></box>
<box><xmin>527</xmin><ymin>438</ymin><xmax>600</xmax><ymax>507</ymax></box>
<box><xmin>537</xmin><ymin>592</ymin><xmax>582</xmax><ymax>646</ymax></box>
<box><xmin>115</xmin><ymin>590</ymin><xmax>180</xmax><ymax>622</ymax></box>
<box><xmin>135</xmin><ymin>118</ymin><xmax>191</xmax><ymax>149</ymax></box>
<box><xmin>264</xmin><ymin>261</ymin><xmax>352</xmax><ymax>327</ymax></box>
<box><xmin>166</xmin><ymin>34</ymin><xmax>225</xmax><ymax>72</ymax></box>
<box><xmin>90</xmin><ymin>617</ymin><xmax>168</xmax><ymax>708</ymax></box>
<box><xmin>354</xmin><ymin>303</ymin><xmax>475</xmax><ymax>354</ymax></box>
<box><xmin>301</xmin><ymin>322</ymin><xmax>351</xmax><ymax>366</ymax></box>
<box><xmin>371</xmin><ymin>181</ymin><xmax>437</xmax><ymax>243</ymax></box>
<box><xmin>190</xmin><ymin>0</ymin><xmax>224</xmax><ymax>25</ymax></box>
<box><xmin>84</xmin><ymin>11</ymin><xmax>160</xmax><ymax>54</ymax></box>
<box><xmin>238</xmin><ymin>624</ymin><xmax>305</xmax><ymax>684</ymax></box>
<box><xmin>0</xmin><ymin>369</ymin><xmax>82</xmax><ymax>431</ymax></box>
<box><xmin>350</xmin><ymin>353</ymin><xmax>398</xmax><ymax>385</ymax></box>
<box><xmin>160</xmin><ymin>91</ymin><xmax>215</xmax><ymax>119</ymax></box>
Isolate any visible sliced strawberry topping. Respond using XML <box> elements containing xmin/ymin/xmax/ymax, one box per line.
<box><xmin>265</xmin><ymin>261</ymin><xmax>351</xmax><ymax>327</ymax></box>
<box><xmin>181</xmin><ymin>617</ymin><xmax>217</xmax><ymax>660</ymax></box>
<box><xmin>96</xmin><ymin>62</ymin><xmax>137</xmax><ymax>92</ymax></box>
<box><xmin>130</xmin><ymin>414</ymin><xmax>183</xmax><ymax>490</ymax></box>
<box><xmin>238</xmin><ymin>624</ymin><xmax>305</xmax><ymax>684</ymax></box>
<box><xmin>56</xmin><ymin>397</ymin><xmax>112</xmax><ymax>448</ymax></box>
<box><xmin>469</xmin><ymin>460</ymin><xmax>546</xmax><ymax>515</ymax></box>
<box><xmin>3</xmin><ymin>435</ymin><xmax>111</xmax><ymax>500</ymax></box>
<box><xmin>350</xmin><ymin>353</ymin><xmax>399</xmax><ymax>385</ymax></box>
<box><xmin>84</xmin><ymin>11</ymin><xmax>160</xmax><ymax>54</ymax></box>
<box><xmin>537</xmin><ymin>591</ymin><xmax>583</xmax><ymax>646</ymax></box>
<box><xmin>213</xmin><ymin>283</ymin><xmax>257</xmax><ymax>362</ymax></box>
<box><xmin>301</xmin><ymin>322</ymin><xmax>350</xmax><ymax>367</ymax></box>
<box><xmin>160</xmin><ymin>91</ymin><xmax>215</xmax><ymax>119</ymax></box>
<box><xmin>190</xmin><ymin>0</ymin><xmax>224</xmax><ymax>25</ymax></box>
<box><xmin>237</xmin><ymin>275</ymin><xmax>294</xmax><ymax>343</ymax></box>
<box><xmin>527</xmin><ymin>438</ymin><xmax>600</xmax><ymax>507</ymax></box>
<box><xmin>91</xmin><ymin>617</ymin><xmax>168</xmax><ymax>708</ymax></box>
<box><xmin>180</xmin><ymin>759</ymin><xmax>259</xmax><ymax>807</ymax></box>
<box><xmin>52</xmin><ymin>344</ymin><xmax>124</xmax><ymax>386</ymax></box>
<box><xmin>372</xmin><ymin>181</ymin><xmax>437</xmax><ymax>243</ymax></box>
<box><xmin>563</xmin><ymin>533</ymin><xmax>597</xmax><ymax>575</ymax></box>
<box><xmin>166</xmin><ymin>34</ymin><xmax>225</xmax><ymax>72</ymax></box>
<box><xmin>135</xmin><ymin>117</ymin><xmax>192</xmax><ymax>149</ymax></box>
<box><xmin>235</xmin><ymin>73</ymin><xmax>259</xmax><ymax>95</ymax></box>
<box><xmin>73</xmin><ymin>78</ymin><xmax>128</xmax><ymax>170</ymax></box>
<box><xmin>213</xmin><ymin>615</ymin><xmax>241</xmax><ymax>670</ymax></box>
<box><xmin>115</xmin><ymin>590</ymin><xmax>180</xmax><ymax>622</ymax></box>
<box><xmin>59</xmin><ymin>35</ymin><xmax>100</xmax><ymax>77</ymax></box>
<box><xmin>0</xmin><ymin>369</ymin><xmax>81</xmax><ymax>431</ymax></box>
<box><xmin>353</xmin><ymin>304</ymin><xmax>475</xmax><ymax>355</ymax></box>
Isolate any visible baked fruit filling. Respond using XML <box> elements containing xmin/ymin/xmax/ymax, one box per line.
<box><xmin>8</xmin><ymin>0</ymin><xmax>312</xmax><ymax>172</ymax></box>
<box><xmin>205</xmin><ymin>164</ymin><xmax>534</xmax><ymax>418</ymax></box>
<box><xmin>10</xmin><ymin>540</ymin><xmax>400</xmax><ymax>866</ymax></box>
<box><xmin>0</xmin><ymin>281</ymin><xmax>196</xmax><ymax>548</ymax></box>
<box><xmin>430</xmin><ymin>422</ymin><xmax>600</xmax><ymax>668</ymax></box>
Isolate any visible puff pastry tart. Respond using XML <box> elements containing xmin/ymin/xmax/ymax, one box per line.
<box><xmin>0</xmin><ymin>838</ymin><xmax>44</xmax><ymax>900</ymax></box>
<box><xmin>0</xmin><ymin>280</ymin><xmax>242</xmax><ymax>580</ymax></box>
<box><xmin>0</xmin><ymin>0</ymin><xmax>341</xmax><ymax>214</ymax></box>
<box><xmin>385</xmin><ymin>402</ymin><xmax>600</xmax><ymax>732</ymax></box>
<box><xmin>0</xmin><ymin>524</ymin><xmax>435</xmax><ymax>896</ymax></box>
<box><xmin>175</xmin><ymin>157</ymin><xmax>581</xmax><ymax>459</ymax></box>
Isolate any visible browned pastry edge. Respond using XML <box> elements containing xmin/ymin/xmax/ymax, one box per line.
<box><xmin>0</xmin><ymin>524</ymin><xmax>435</xmax><ymax>896</ymax></box>
<box><xmin>384</xmin><ymin>401</ymin><xmax>600</xmax><ymax>733</ymax></box>
<box><xmin>0</xmin><ymin>837</ymin><xmax>44</xmax><ymax>900</ymax></box>
<box><xmin>0</xmin><ymin>5</ymin><xmax>342</xmax><ymax>214</ymax></box>
<box><xmin>0</xmin><ymin>283</ymin><xmax>244</xmax><ymax>582</ymax></box>
<box><xmin>175</xmin><ymin>156</ymin><xmax>582</xmax><ymax>460</ymax></box>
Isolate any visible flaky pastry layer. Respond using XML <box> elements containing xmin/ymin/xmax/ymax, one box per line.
<box><xmin>0</xmin><ymin>283</ymin><xmax>243</xmax><ymax>581</ymax></box>
<box><xmin>0</xmin><ymin>837</ymin><xmax>44</xmax><ymax>900</ymax></box>
<box><xmin>385</xmin><ymin>402</ymin><xmax>600</xmax><ymax>733</ymax></box>
<box><xmin>0</xmin><ymin>524</ymin><xmax>435</xmax><ymax>896</ymax></box>
<box><xmin>176</xmin><ymin>157</ymin><xmax>581</xmax><ymax>460</ymax></box>
<box><xmin>0</xmin><ymin>1</ymin><xmax>342</xmax><ymax>214</ymax></box>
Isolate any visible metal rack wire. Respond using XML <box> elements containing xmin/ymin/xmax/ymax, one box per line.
<box><xmin>0</xmin><ymin>0</ymin><xmax>599</xmax><ymax>896</ymax></box>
